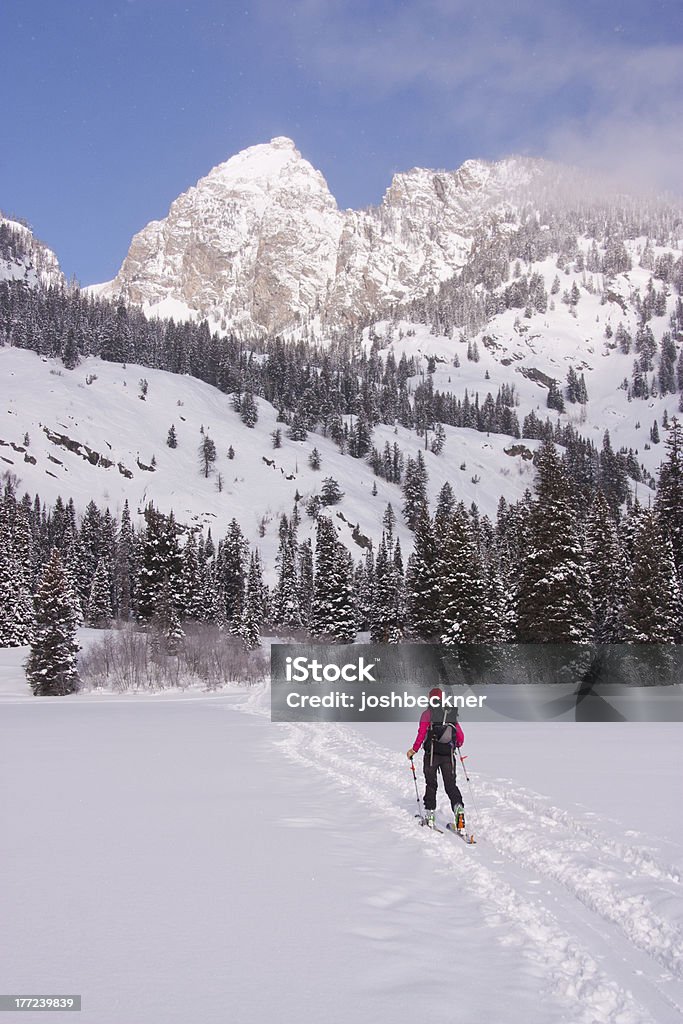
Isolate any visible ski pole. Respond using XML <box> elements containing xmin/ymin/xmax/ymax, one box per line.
<box><xmin>409</xmin><ymin>756</ymin><xmax>424</xmax><ymax>822</ymax></box>
<box><xmin>457</xmin><ymin>746</ymin><xmax>482</xmax><ymax>841</ymax></box>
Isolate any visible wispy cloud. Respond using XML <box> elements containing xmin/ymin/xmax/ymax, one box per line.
<box><xmin>257</xmin><ymin>0</ymin><xmax>683</xmax><ymax>193</ymax></box>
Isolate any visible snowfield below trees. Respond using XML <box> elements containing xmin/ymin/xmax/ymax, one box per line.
<box><xmin>2</xmin><ymin>647</ymin><xmax>682</xmax><ymax>1024</ymax></box>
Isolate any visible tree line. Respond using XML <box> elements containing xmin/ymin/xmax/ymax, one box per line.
<box><xmin>3</xmin><ymin>417</ymin><xmax>683</xmax><ymax>694</ymax></box>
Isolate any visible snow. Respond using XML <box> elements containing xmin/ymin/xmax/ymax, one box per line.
<box><xmin>0</xmin><ymin>347</ymin><xmax>538</xmax><ymax>579</ymax></box>
<box><xmin>364</xmin><ymin>240</ymin><xmax>682</xmax><ymax>490</ymax></box>
<box><xmin>0</xmin><ymin>216</ymin><xmax>64</xmax><ymax>288</ymax></box>
<box><xmin>1</xmin><ymin>640</ymin><xmax>682</xmax><ymax>1024</ymax></box>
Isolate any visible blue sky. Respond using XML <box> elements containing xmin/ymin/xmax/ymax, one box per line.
<box><xmin>1</xmin><ymin>0</ymin><xmax>681</xmax><ymax>285</ymax></box>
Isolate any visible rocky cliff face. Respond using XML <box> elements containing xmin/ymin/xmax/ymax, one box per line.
<box><xmin>0</xmin><ymin>217</ymin><xmax>64</xmax><ymax>289</ymax></box>
<box><xmin>95</xmin><ymin>139</ymin><xmax>546</xmax><ymax>334</ymax></box>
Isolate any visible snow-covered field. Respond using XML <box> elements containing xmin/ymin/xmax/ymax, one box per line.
<box><xmin>2</xmin><ymin>646</ymin><xmax>682</xmax><ymax>1024</ymax></box>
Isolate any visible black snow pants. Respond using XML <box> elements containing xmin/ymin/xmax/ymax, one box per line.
<box><xmin>423</xmin><ymin>750</ymin><xmax>463</xmax><ymax>812</ymax></box>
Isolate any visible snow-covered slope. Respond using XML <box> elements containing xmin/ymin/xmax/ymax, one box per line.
<box><xmin>364</xmin><ymin>229</ymin><xmax>683</xmax><ymax>491</ymax></box>
<box><xmin>1</xmin><ymin>657</ymin><xmax>682</xmax><ymax>1024</ymax></box>
<box><xmin>0</xmin><ymin>215</ymin><xmax>64</xmax><ymax>288</ymax></box>
<box><xmin>0</xmin><ymin>348</ymin><xmax>540</xmax><ymax>575</ymax></box>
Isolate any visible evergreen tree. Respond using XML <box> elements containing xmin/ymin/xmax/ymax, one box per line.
<box><xmin>516</xmin><ymin>441</ymin><xmax>593</xmax><ymax>642</ymax></box>
<box><xmin>402</xmin><ymin>451</ymin><xmax>429</xmax><ymax>530</ymax></box>
<box><xmin>405</xmin><ymin>506</ymin><xmax>438</xmax><ymax>639</ymax></box>
<box><xmin>320</xmin><ymin>477</ymin><xmax>344</xmax><ymax>505</ymax></box>
<box><xmin>297</xmin><ymin>539</ymin><xmax>314</xmax><ymax>627</ymax></box>
<box><xmin>272</xmin><ymin>517</ymin><xmax>302</xmax><ymax>628</ymax></box>
<box><xmin>656</xmin><ymin>417</ymin><xmax>683</xmax><ymax>575</ymax></box>
<box><xmin>0</xmin><ymin>498</ymin><xmax>35</xmax><ymax>645</ymax></box>
<box><xmin>136</xmin><ymin>505</ymin><xmax>182</xmax><ymax>622</ymax></box>
<box><xmin>584</xmin><ymin>492</ymin><xmax>624</xmax><ymax>641</ymax></box>
<box><xmin>151</xmin><ymin>572</ymin><xmax>185</xmax><ymax>655</ymax></box>
<box><xmin>86</xmin><ymin>558</ymin><xmax>112</xmax><ymax>627</ymax></box>
<box><xmin>179</xmin><ymin>531</ymin><xmax>204</xmax><ymax>620</ymax></box>
<box><xmin>308</xmin><ymin>447</ymin><xmax>321</xmax><ymax>470</ymax></box>
<box><xmin>311</xmin><ymin>517</ymin><xmax>356</xmax><ymax>642</ymax></box>
<box><xmin>240</xmin><ymin>391</ymin><xmax>258</xmax><ymax>428</ymax></box>
<box><xmin>114</xmin><ymin>500</ymin><xmax>135</xmax><ymax>620</ymax></box>
<box><xmin>620</xmin><ymin>510</ymin><xmax>681</xmax><ymax>642</ymax></box>
<box><xmin>430</xmin><ymin>421</ymin><xmax>446</xmax><ymax>455</ymax></box>
<box><xmin>199</xmin><ymin>434</ymin><xmax>217</xmax><ymax>477</ymax></box>
<box><xmin>166</xmin><ymin>424</ymin><xmax>178</xmax><ymax>448</ymax></box>
<box><xmin>287</xmin><ymin>409</ymin><xmax>308</xmax><ymax>441</ymax></box>
<box><xmin>239</xmin><ymin>554</ymin><xmax>263</xmax><ymax>650</ymax></box>
<box><xmin>217</xmin><ymin>519</ymin><xmax>248</xmax><ymax>626</ymax></box>
<box><xmin>26</xmin><ymin>549</ymin><xmax>80</xmax><ymax>696</ymax></box>
<box><xmin>370</xmin><ymin>533</ymin><xmax>405</xmax><ymax>642</ymax></box>
<box><xmin>438</xmin><ymin>504</ymin><xmax>489</xmax><ymax>644</ymax></box>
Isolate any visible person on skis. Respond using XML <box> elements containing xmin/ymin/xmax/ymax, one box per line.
<box><xmin>407</xmin><ymin>687</ymin><xmax>465</xmax><ymax>830</ymax></box>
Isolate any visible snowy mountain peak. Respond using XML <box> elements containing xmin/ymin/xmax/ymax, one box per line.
<box><xmin>91</xmin><ymin>142</ymin><xmax>681</xmax><ymax>338</ymax></box>
<box><xmin>94</xmin><ymin>137</ymin><xmax>342</xmax><ymax>333</ymax></box>
<box><xmin>204</xmin><ymin>136</ymin><xmax>323</xmax><ymax>191</ymax></box>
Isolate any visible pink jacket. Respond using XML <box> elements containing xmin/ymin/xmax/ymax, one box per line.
<box><xmin>413</xmin><ymin>710</ymin><xmax>464</xmax><ymax>753</ymax></box>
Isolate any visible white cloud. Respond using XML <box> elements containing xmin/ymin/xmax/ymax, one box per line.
<box><xmin>257</xmin><ymin>0</ymin><xmax>683</xmax><ymax>194</ymax></box>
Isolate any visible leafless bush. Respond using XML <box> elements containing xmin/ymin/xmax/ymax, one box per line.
<box><xmin>78</xmin><ymin>623</ymin><xmax>267</xmax><ymax>692</ymax></box>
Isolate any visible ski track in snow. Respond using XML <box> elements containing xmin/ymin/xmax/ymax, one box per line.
<box><xmin>234</xmin><ymin>685</ymin><xmax>683</xmax><ymax>1024</ymax></box>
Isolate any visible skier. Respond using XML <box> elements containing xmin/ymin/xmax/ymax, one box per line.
<box><xmin>407</xmin><ymin>687</ymin><xmax>466</xmax><ymax>830</ymax></box>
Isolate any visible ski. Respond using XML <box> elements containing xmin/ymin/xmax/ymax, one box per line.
<box><xmin>446</xmin><ymin>822</ymin><xmax>477</xmax><ymax>844</ymax></box>
<box><xmin>415</xmin><ymin>813</ymin><xmax>444</xmax><ymax>834</ymax></box>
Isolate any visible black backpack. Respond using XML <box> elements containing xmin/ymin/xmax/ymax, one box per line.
<box><xmin>426</xmin><ymin>707</ymin><xmax>459</xmax><ymax>758</ymax></box>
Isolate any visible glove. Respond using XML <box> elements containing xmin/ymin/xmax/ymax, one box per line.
<box><xmin>406</xmin><ymin>748</ymin><xmax>416</xmax><ymax>759</ymax></box>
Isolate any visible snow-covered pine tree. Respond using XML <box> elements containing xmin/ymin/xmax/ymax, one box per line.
<box><xmin>405</xmin><ymin>506</ymin><xmax>438</xmax><ymax>639</ymax></box>
<box><xmin>402</xmin><ymin>451</ymin><xmax>429</xmax><ymax>530</ymax></box>
<box><xmin>353</xmin><ymin>549</ymin><xmax>374</xmax><ymax>633</ymax></box>
<box><xmin>330</xmin><ymin>546</ymin><xmax>357</xmax><ymax>644</ymax></box>
<box><xmin>179</xmin><ymin>531</ymin><xmax>204</xmax><ymax>621</ymax></box>
<box><xmin>240</xmin><ymin>391</ymin><xmax>258</xmax><ymax>428</ymax></box>
<box><xmin>0</xmin><ymin>495</ymin><xmax>35</xmax><ymax>645</ymax></box>
<box><xmin>311</xmin><ymin>516</ymin><xmax>356</xmax><ymax>642</ymax></box>
<box><xmin>620</xmin><ymin>509</ymin><xmax>681</xmax><ymax>643</ymax></box>
<box><xmin>151</xmin><ymin>572</ymin><xmax>185</xmax><ymax>655</ymax></box>
<box><xmin>86</xmin><ymin>558</ymin><xmax>112</xmax><ymax>628</ymax></box>
<box><xmin>311</xmin><ymin>516</ymin><xmax>338</xmax><ymax>637</ymax></box>
<box><xmin>26</xmin><ymin>548</ymin><xmax>80</xmax><ymax>696</ymax></box>
<box><xmin>370</xmin><ymin>532</ymin><xmax>405</xmax><ymax>643</ymax></box>
<box><xmin>199</xmin><ymin>434</ymin><xmax>217</xmax><ymax>477</ymax></box>
<box><xmin>61</xmin><ymin>525</ymin><xmax>85</xmax><ymax>626</ymax></box>
<box><xmin>297</xmin><ymin>539</ymin><xmax>314</xmax><ymax>627</ymax></box>
<box><xmin>516</xmin><ymin>440</ymin><xmax>593</xmax><ymax>643</ymax></box>
<box><xmin>217</xmin><ymin>519</ymin><xmax>248</xmax><ymax>628</ymax></box>
<box><xmin>272</xmin><ymin>516</ymin><xmax>302</xmax><ymax>628</ymax></box>
<box><xmin>239</xmin><ymin>553</ymin><xmax>263</xmax><ymax>650</ymax></box>
<box><xmin>136</xmin><ymin>505</ymin><xmax>182</xmax><ymax>623</ymax></box>
<box><xmin>114</xmin><ymin>500</ymin><xmax>135</xmax><ymax>620</ymax></box>
<box><xmin>439</xmin><ymin>503</ymin><xmax>489</xmax><ymax>644</ymax></box>
<box><xmin>584</xmin><ymin>491</ymin><xmax>625</xmax><ymax>641</ymax></box>
<box><xmin>320</xmin><ymin>476</ymin><xmax>344</xmax><ymax>505</ymax></box>
<box><xmin>655</xmin><ymin>417</ymin><xmax>683</xmax><ymax>576</ymax></box>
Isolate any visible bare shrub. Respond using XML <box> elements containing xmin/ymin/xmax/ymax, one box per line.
<box><xmin>78</xmin><ymin>623</ymin><xmax>267</xmax><ymax>692</ymax></box>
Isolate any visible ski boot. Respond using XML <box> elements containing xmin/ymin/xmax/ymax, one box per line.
<box><xmin>425</xmin><ymin>808</ymin><xmax>436</xmax><ymax>828</ymax></box>
<box><xmin>453</xmin><ymin>805</ymin><xmax>465</xmax><ymax>832</ymax></box>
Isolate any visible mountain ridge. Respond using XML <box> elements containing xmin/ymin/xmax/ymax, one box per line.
<box><xmin>90</xmin><ymin>140</ymin><xmax>586</xmax><ymax>336</ymax></box>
